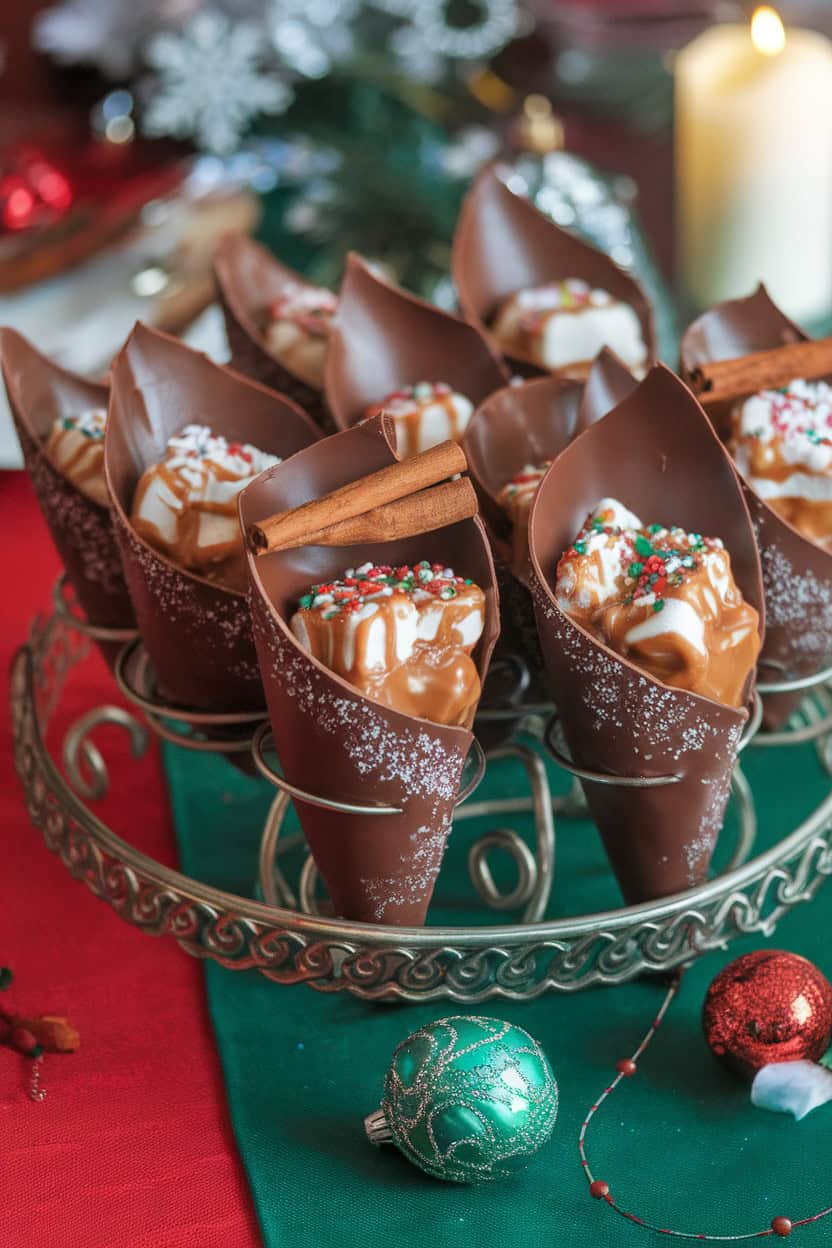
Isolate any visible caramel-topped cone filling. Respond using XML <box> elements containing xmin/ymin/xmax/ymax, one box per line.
<box><xmin>0</xmin><ymin>327</ymin><xmax>134</xmax><ymax>647</ymax></box>
<box><xmin>324</xmin><ymin>252</ymin><xmax>508</xmax><ymax>455</ymax></box>
<box><xmin>452</xmin><ymin>166</ymin><xmax>656</xmax><ymax>379</ymax></box>
<box><xmin>681</xmin><ymin>286</ymin><xmax>832</xmax><ymax>727</ymax></box>
<box><xmin>290</xmin><ymin>563</ymin><xmax>485</xmax><ymax>727</ymax></box>
<box><xmin>556</xmin><ymin>499</ymin><xmax>760</xmax><ymax>707</ymax></box>
<box><xmin>240</xmin><ymin>414</ymin><xmax>499</xmax><ymax>926</ymax></box>
<box><xmin>214</xmin><ymin>234</ymin><xmax>334</xmax><ymax>428</ymax></box>
<box><xmin>105</xmin><ymin>322</ymin><xmax>319</xmax><ymax>711</ymax></box>
<box><xmin>529</xmin><ymin>365</ymin><xmax>764</xmax><ymax>904</ymax></box>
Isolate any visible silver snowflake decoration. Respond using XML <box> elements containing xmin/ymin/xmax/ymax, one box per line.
<box><xmin>386</xmin><ymin>0</ymin><xmax>519</xmax><ymax>83</ymax></box>
<box><xmin>268</xmin><ymin>0</ymin><xmax>360</xmax><ymax>79</ymax></box>
<box><xmin>143</xmin><ymin>9</ymin><xmax>293</xmax><ymax>155</ymax></box>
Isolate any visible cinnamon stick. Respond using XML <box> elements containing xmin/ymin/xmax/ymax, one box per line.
<box><xmin>689</xmin><ymin>336</ymin><xmax>832</xmax><ymax>407</ymax></box>
<box><xmin>258</xmin><ymin>477</ymin><xmax>478</xmax><ymax>553</ymax></box>
<box><xmin>249</xmin><ymin>439</ymin><xmax>468</xmax><ymax>554</ymax></box>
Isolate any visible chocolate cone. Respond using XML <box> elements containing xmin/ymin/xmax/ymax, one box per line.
<box><xmin>464</xmin><ymin>374</ymin><xmax>582</xmax><ymax>550</ymax></box>
<box><xmin>452</xmin><ymin>165</ymin><xmax>657</xmax><ymax>377</ymax></box>
<box><xmin>105</xmin><ymin>322</ymin><xmax>320</xmax><ymax>711</ymax></box>
<box><xmin>240</xmin><ymin>414</ymin><xmax>499</xmax><ymax>925</ymax></box>
<box><xmin>0</xmin><ymin>327</ymin><xmax>134</xmax><ymax>657</ymax></box>
<box><xmin>324</xmin><ymin>252</ymin><xmax>508</xmax><ymax>437</ymax></box>
<box><xmin>464</xmin><ymin>374</ymin><xmax>584</xmax><ymax>701</ymax></box>
<box><xmin>529</xmin><ymin>365</ymin><xmax>764</xmax><ymax>904</ymax></box>
<box><xmin>681</xmin><ymin>287</ymin><xmax>830</xmax><ymax>727</ymax></box>
<box><xmin>214</xmin><ymin>234</ymin><xmax>331</xmax><ymax>429</ymax></box>
<box><xmin>578</xmin><ymin>347</ymin><xmax>639</xmax><ymax>428</ymax></box>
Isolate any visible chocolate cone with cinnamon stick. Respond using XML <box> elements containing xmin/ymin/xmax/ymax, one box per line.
<box><xmin>324</xmin><ymin>252</ymin><xmax>508</xmax><ymax>454</ymax></box>
<box><xmin>681</xmin><ymin>286</ymin><xmax>831</xmax><ymax>728</ymax></box>
<box><xmin>240</xmin><ymin>414</ymin><xmax>498</xmax><ymax>925</ymax></box>
<box><xmin>0</xmin><ymin>327</ymin><xmax>134</xmax><ymax>659</ymax></box>
<box><xmin>529</xmin><ymin>365</ymin><xmax>764</xmax><ymax>904</ymax></box>
<box><xmin>105</xmin><ymin>322</ymin><xmax>319</xmax><ymax>711</ymax></box>
<box><xmin>214</xmin><ymin>234</ymin><xmax>334</xmax><ymax>429</ymax></box>
<box><xmin>452</xmin><ymin>165</ymin><xmax>656</xmax><ymax>381</ymax></box>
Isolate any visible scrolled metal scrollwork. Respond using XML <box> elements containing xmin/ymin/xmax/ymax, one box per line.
<box><xmin>63</xmin><ymin>707</ymin><xmax>148</xmax><ymax>799</ymax></box>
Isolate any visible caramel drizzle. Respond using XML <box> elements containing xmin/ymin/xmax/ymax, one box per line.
<box><xmin>729</xmin><ymin>388</ymin><xmax>832</xmax><ymax>550</ymax></box>
<box><xmin>395</xmin><ymin>392</ymin><xmax>463</xmax><ymax>459</ymax></box>
<box><xmin>557</xmin><ymin>517</ymin><xmax>760</xmax><ymax>707</ymax></box>
<box><xmin>293</xmin><ymin>572</ymin><xmax>484</xmax><ymax>726</ymax></box>
<box><xmin>45</xmin><ymin>416</ymin><xmax>107</xmax><ymax>503</ymax></box>
<box><xmin>57</xmin><ymin>438</ymin><xmax>103</xmax><ymax>493</ymax></box>
<box><xmin>132</xmin><ymin>455</ymin><xmax>248</xmax><ymax>567</ymax></box>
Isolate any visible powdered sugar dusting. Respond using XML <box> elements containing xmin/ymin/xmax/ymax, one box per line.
<box><xmin>532</xmin><ymin>564</ymin><xmax>742</xmax><ymax>891</ymax></box>
<box><xmin>251</xmin><ymin>591</ymin><xmax>468</xmax><ymax>922</ymax></box>
<box><xmin>359</xmin><ymin>817</ymin><xmax>453</xmax><ymax>920</ymax></box>
<box><xmin>531</xmin><ymin>570</ymin><xmax>741</xmax><ymax>766</ymax></box>
<box><xmin>19</xmin><ymin>422</ymin><xmax>127</xmax><ymax>602</ymax></box>
<box><xmin>755</xmin><ymin>523</ymin><xmax>832</xmax><ymax>669</ymax></box>
<box><xmin>689</xmin><ymin>771</ymin><xmax>733</xmax><ymax>884</ymax></box>
<box><xmin>253</xmin><ymin>601</ymin><xmax>464</xmax><ymax>799</ymax></box>
<box><xmin>117</xmin><ymin>518</ymin><xmax>258</xmax><ymax>683</ymax></box>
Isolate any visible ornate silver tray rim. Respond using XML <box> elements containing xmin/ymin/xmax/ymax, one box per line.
<box><xmin>11</xmin><ymin>601</ymin><xmax>832</xmax><ymax>999</ymax></box>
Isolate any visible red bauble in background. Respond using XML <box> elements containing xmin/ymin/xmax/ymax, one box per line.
<box><xmin>702</xmin><ymin>950</ymin><xmax>832</xmax><ymax>1078</ymax></box>
<box><xmin>0</xmin><ymin>146</ymin><xmax>73</xmax><ymax>233</ymax></box>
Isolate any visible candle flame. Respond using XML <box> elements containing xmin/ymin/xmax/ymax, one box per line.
<box><xmin>751</xmin><ymin>7</ymin><xmax>786</xmax><ymax>57</ymax></box>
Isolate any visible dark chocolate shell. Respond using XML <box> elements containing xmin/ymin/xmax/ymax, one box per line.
<box><xmin>0</xmin><ymin>327</ymin><xmax>134</xmax><ymax>641</ymax></box>
<box><xmin>529</xmin><ymin>364</ymin><xmax>764</xmax><ymax>905</ymax></box>
<box><xmin>681</xmin><ymin>287</ymin><xmax>831</xmax><ymax>724</ymax></box>
<box><xmin>214</xmin><ymin>234</ymin><xmax>331</xmax><ymax>428</ymax></box>
<box><xmin>324</xmin><ymin>252</ymin><xmax>509</xmax><ymax>438</ymax></box>
<box><xmin>463</xmin><ymin>373</ymin><xmax>584</xmax><ymax>713</ymax></box>
<box><xmin>452</xmin><ymin>165</ymin><xmax>657</xmax><ymax>377</ymax></box>
<box><xmin>463</xmin><ymin>374</ymin><xmax>583</xmax><ymax>547</ymax></box>
<box><xmin>578</xmin><ymin>346</ymin><xmax>639</xmax><ymax>429</ymax></box>
<box><xmin>105</xmin><ymin>322</ymin><xmax>320</xmax><ymax>711</ymax></box>
<box><xmin>240</xmin><ymin>413</ymin><xmax>499</xmax><ymax>926</ymax></box>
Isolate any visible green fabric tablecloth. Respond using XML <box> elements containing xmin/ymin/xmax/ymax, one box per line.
<box><xmin>165</xmin><ymin>734</ymin><xmax>832</xmax><ymax>1248</ymax></box>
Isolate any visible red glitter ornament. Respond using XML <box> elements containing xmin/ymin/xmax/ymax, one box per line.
<box><xmin>702</xmin><ymin>950</ymin><xmax>832</xmax><ymax>1078</ymax></box>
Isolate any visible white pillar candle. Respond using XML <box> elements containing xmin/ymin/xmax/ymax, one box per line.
<box><xmin>676</xmin><ymin>7</ymin><xmax>832</xmax><ymax>324</ymax></box>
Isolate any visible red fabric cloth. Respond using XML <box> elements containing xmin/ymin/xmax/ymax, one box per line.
<box><xmin>0</xmin><ymin>471</ymin><xmax>261</xmax><ymax>1248</ymax></box>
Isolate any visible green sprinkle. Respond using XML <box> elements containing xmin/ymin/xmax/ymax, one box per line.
<box><xmin>635</xmin><ymin>535</ymin><xmax>653</xmax><ymax>558</ymax></box>
<box><xmin>648</xmin><ymin>523</ymin><xmax>662</xmax><ymax>534</ymax></box>
<box><xmin>299</xmin><ymin>595</ymin><xmax>313</xmax><ymax>609</ymax></box>
<box><xmin>323</xmin><ymin>609</ymin><xmax>339</xmax><ymax>620</ymax></box>
<box><xmin>652</xmin><ymin>599</ymin><xmax>665</xmax><ymax>613</ymax></box>
<box><xmin>628</xmin><ymin>561</ymin><xmax>643</xmax><ymax>578</ymax></box>
<box><xmin>464</xmin><ymin>578</ymin><xmax>472</xmax><ymax>585</ymax></box>
<box><xmin>574</xmin><ymin>541</ymin><xmax>586</xmax><ymax>555</ymax></box>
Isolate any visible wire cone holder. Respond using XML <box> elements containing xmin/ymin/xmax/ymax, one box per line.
<box><xmin>10</xmin><ymin>579</ymin><xmax>832</xmax><ymax>1001</ymax></box>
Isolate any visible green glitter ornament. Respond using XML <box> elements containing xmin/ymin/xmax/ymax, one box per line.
<box><xmin>365</xmin><ymin>1016</ymin><xmax>558</xmax><ymax>1183</ymax></box>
